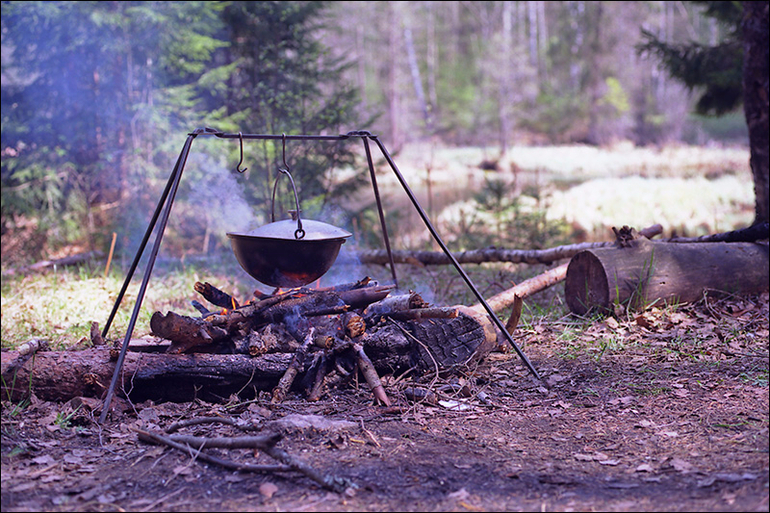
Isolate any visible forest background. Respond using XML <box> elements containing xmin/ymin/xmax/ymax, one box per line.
<box><xmin>0</xmin><ymin>0</ymin><xmax>762</xmax><ymax>272</ymax></box>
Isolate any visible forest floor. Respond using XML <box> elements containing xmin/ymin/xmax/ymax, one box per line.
<box><xmin>2</xmin><ymin>288</ymin><xmax>768</xmax><ymax>512</ymax></box>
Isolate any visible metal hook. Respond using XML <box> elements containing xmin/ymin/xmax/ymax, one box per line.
<box><xmin>236</xmin><ymin>132</ymin><xmax>248</xmax><ymax>173</ymax></box>
<box><xmin>281</xmin><ymin>133</ymin><xmax>290</xmax><ymax>172</ymax></box>
<box><xmin>272</xmin><ymin>133</ymin><xmax>304</xmax><ymax>239</ymax></box>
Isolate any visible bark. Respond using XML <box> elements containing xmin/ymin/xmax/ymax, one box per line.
<box><xmin>564</xmin><ymin>238</ymin><xmax>769</xmax><ymax>315</ymax></box>
<box><xmin>1</xmin><ymin>348</ymin><xmax>292</xmax><ymax>404</ymax></box>
<box><xmin>742</xmin><ymin>1</ymin><xmax>770</xmax><ymax>225</ymax></box>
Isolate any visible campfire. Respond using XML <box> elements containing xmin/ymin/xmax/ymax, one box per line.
<box><xmin>147</xmin><ymin>277</ymin><xmax>498</xmax><ymax>406</ymax></box>
<box><xmin>97</xmin><ymin>129</ymin><xmax>535</xmax><ymax>423</ymax></box>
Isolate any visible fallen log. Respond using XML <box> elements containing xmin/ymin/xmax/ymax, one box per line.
<box><xmin>471</xmin><ymin>262</ymin><xmax>569</xmax><ymax>314</ymax></box>
<box><xmin>664</xmin><ymin>222</ymin><xmax>769</xmax><ymax>243</ymax></box>
<box><xmin>565</xmin><ymin>237</ymin><xmax>769</xmax><ymax>315</ymax></box>
<box><xmin>2</xmin><ymin>250</ymin><xmax>105</xmax><ymax>276</ymax></box>
<box><xmin>350</xmin><ymin>224</ymin><xmax>663</xmax><ymax>266</ymax></box>
<box><xmin>353</xmin><ymin>244</ymin><xmax>615</xmax><ymax>266</ymax></box>
<box><xmin>1</xmin><ymin>348</ymin><xmax>293</xmax><ymax>404</ymax></box>
<box><xmin>1</xmin><ymin>306</ymin><xmax>497</xmax><ymax>404</ymax></box>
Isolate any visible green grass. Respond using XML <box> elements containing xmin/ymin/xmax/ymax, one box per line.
<box><xmin>739</xmin><ymin>370</ymin><xmax>769</xmax><ymax>387</ymax></box>
<box><xmin>0</xmin><ymin>260</ymin><xmax>249</xmax><ymax>350</ymax></box>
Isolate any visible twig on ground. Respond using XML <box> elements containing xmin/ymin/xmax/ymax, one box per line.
<box><xmin>134</xmin><ymin>428</ymin><xmax>356</xmax><ymax>493</ymax></box>
<box><xmin>166</xmin><ymin>416</ymin><xmax>242</xmax><ymax>433</ymax></box>
<box><xmin>135</xmin><ymin>428</ymin><xmax>290</xmax><ymax>473</ymax></box>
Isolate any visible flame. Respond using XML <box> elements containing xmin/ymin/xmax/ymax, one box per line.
<box><xmin>216</xmin><ymin>295</ymin><xmax>241</xmax><ymax>316</ymax></box>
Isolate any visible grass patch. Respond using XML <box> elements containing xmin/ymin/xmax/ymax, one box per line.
<box><xmin>0</xmin><ymin>259</ymin><xmax>251</xmax><ymax>350</ymax></box>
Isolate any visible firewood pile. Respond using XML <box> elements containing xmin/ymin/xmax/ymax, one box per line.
<box><xmin>148</xmin><ymin>277</ymin><xmax>498</xmax><ymax>406</ymax></box>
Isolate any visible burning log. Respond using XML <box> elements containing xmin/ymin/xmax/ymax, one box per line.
<box><xmin>151</xmin><ymin>285</ymin><xmax>394</xmax><ymax>353</ymax></box>
<box><xmin>194</xmin><ymin>281</ymin><xmax>240</xmax><ymax>309</ymax></box>
<box><xmin>342</xmin><ymin>312</ymin><xmax>366</xmax><ymax>338</ymax></box>
<box><xmin>2</xmin><ymin>273</ymin><xmax>498</xmax><ymax>405</ymax></box>
<box><xmin>245</xmin><ymin>325</ymin><xmax>299</xmax><ymax>356</ymax></box>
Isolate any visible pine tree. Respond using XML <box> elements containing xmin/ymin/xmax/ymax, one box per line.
<box><xmin>208</xmin><ymin>1</ymin><xmax>366</xmax><ymax>221</ymax></box>
<box><xmin>637</xmin><ymin>1</ymin><xmax>744</xmax><ymax>116</ymax></box>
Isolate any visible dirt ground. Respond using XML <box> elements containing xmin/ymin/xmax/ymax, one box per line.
<box><xmin>2</xmin><ymin>291</ymin><xmax>768</xmax><ymax>512</ymax></box>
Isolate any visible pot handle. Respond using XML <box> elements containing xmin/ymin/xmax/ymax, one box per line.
<box><xmin>271</xmin><ymin>135</ymin><xmax>305</xmax><ymax>239</ymax></box>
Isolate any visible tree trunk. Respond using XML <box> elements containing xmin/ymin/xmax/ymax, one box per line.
<box><xmin>742</xmin><ymin>0</ymin><xmax>770</xmax><ymax>225</ymax></box>
<box><xmin>564</xmin><ymin>238</ymin><xmax>769</xmax><ymax>315</ymax></box>
<box><xmin>403</xmin><ymin>18</ymin><xmax>430</xmax><ymax>129</ymax></box>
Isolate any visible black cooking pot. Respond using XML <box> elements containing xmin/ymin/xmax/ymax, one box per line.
<box><xmin>227</xmin><ymin>218</ymin><xmax>352</xmax><ymax>288</ymax></box>
<box><xmin>227</xmin><ymin>160</ymin><xmax>352</xmax><ymax>288</ymax></box>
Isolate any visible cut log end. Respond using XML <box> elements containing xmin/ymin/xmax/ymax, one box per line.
<box><xmin>565</xmin><ymin>240</ymin><xmax>769</xmax><ymax>315</ymax></box>
<box><xmin>565</xmin><ymin>251</ymin><xmax>610</xmax><ymax>315</ymax></box>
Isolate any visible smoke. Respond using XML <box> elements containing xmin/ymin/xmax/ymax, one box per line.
<box><xmin>185</xmin><ymin>153</ymin><xmax>258</xmax><ymax>237</ymax></box>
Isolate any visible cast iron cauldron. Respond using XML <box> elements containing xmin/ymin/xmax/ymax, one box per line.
<box><xmin>227</xmin><ymin>162</ymin><xmax>352</xmax><ymax>288</ymax></box>
<box><xmin>227</xmin><ymin>217</ymin><xmax>352</xmax><ymax>288</ymax></box>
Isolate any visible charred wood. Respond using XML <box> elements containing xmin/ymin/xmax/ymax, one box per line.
<box><xmin>2</xmin><ymin>304</ymin><xmax>497</xmax><ymax>404</ymax></box>
<box><xmin>272</xmin><ymin>329</ymin><xmax>315</xmax><ymax>403</ymax></box>
<box><xmin>150</xmin><ymin>311</ymin><xmax>230</xmax><ymax>354</ymax></box>
<box><xmin>194</xmin><ymin>281</ymin><xmax>240</xmax><ymax>309</ymax></box>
